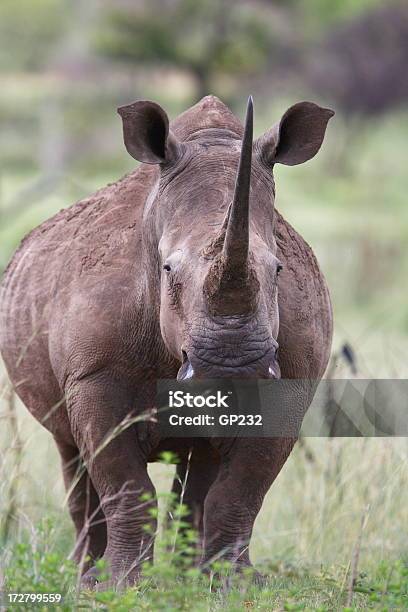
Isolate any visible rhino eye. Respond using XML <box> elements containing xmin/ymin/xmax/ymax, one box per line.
<box><xmin>163</xmin><ymin>263</ymin><xmax>171</xmax><ymax>272</ymax></box>
<box><xmin>277</xmin><ymin>263</ymin><xmax>283</xmax><ymax>276</ymax></box>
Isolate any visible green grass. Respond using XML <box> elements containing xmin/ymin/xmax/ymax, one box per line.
<box><xmin>1</xmin><ymin>494</ymin><xmax>407</xmax><ymax>610</ymax></box>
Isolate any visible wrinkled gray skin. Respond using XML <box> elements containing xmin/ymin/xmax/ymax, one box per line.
<box><xmin>0</xmin><ymin>96</ymin><xmax>333</xmax><ymax>587</ymax></box>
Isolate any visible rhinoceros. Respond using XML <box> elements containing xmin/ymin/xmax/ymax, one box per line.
<box><xmin>0</xmin><ymin>95</ymin><xmax>333</xmax><ymax>587</ymax></box>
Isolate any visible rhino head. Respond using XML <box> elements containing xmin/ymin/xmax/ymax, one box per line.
<box><xmin>118</xmin><ymin>97</ymin><xmax>333</xmax><ymax>381</ymax></box>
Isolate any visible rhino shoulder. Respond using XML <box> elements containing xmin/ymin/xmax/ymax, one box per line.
<box><xmin>275</xmin><ymin>209</ymin><xmax>333</xmax><ymax>378</ymax></box>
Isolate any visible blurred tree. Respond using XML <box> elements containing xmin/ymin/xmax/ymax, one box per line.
<box><xmin>297</xmin><ymin>0</ymin><xmax>384</xmax><ymax>30</ymax></box>
<box><xmin>0</xmin><ymin>0</ymin><xmax>69</xmax><ymax>71</ymax></box>
<box><xmin>95</xmin><ymin>0</ymin><xmax>274</xmax><ymax>100</ymax></box>
<box><xmin>309</xmin><ymin>1</ymin><xmax>408</xmax><ymax>114</ymax></box>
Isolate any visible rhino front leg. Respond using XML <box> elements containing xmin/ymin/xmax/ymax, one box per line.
<box><xmin>202</xmin><ymin>438</ymin><xmax>295</xmax><ymax>578</ymax></box>
<box><xmin>56</xmin><ymin>439</ymin><xmax>107</xmax><ymax>573</ymax></box>
<box><xmin>64</xmin><ymin>375</ymin><xmax>156</xmax><ymax>588</ymax></box>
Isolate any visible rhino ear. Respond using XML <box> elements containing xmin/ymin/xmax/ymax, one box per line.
<box><xmin>255</xmin><ymin>102</ymin><xmax>334</xmax><ymax>167</ymax></box>
<box><xmin>117</xmin><ymin>100</ymin><xmax>183</xmax><ymax>164</ymax></box>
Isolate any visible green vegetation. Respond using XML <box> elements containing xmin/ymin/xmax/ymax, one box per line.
<box><xmin>2</xmin><ymin>384</ymin><xmax>408</xmax><ymax>610</ymax></box>
<box><xmin>2</xmin><ymin>487</ymin><xmax>408</xmax><ymax>610</ymax></box>
<box><xmin>0</xmin><ymin>0</ymin><xmax>69</xmax><ymax>72</ymax></box>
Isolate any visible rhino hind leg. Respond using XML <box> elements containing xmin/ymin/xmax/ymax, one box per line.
<box><xmin>56</xmin><ymin>439</ymin><xmax>107</xmax><ymax>573</ymax></box>
<box><xmin>170</xmin><ymin>450</ymin><xmax>219</xmax><ymax>558</ymax></box>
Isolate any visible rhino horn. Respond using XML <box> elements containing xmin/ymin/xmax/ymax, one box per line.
<box><xmin>222</xmin><ymin>95</ymin><xmax>253</xmax><ymax>276</ymax></box>
<box><xmin>204</xmin><ymin>97</ymin><xmax>259</xmax><ymax>316</ymax></box>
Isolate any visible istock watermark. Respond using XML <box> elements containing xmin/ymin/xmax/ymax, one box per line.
<box><xmin>156</xmin><ymin>379</ymin><xmax>408</xmax><ymax>438</ymax></box>
<box><xmin>168</xmin><ymin>390</ymin><xmax>232</xmax><ymax>408</ymax></box>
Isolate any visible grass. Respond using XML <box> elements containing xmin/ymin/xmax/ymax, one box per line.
<box><xmin>3</xmin><ymin>537</ymin><xmax>408</xmax><ymax>610</ymax></box>
<box><xmin>1</xmin><ymin>465</ymin><xmax>408</xmax><ymax>611</ymax></box>
<box><xmin>1</xmin><ymin>99</ymin><xmax>408</xmax><ymax>608</ymax></box>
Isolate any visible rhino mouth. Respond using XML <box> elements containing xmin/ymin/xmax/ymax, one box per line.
<box><xmin>176</xmin><ymin>347</ymin><xmax>280</xmax><ymax>381</ymax></box>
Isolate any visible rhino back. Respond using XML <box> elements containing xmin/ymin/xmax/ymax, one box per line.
<box><xmin>0</xmin><ymin>164</ymin><xmax>157</xmax><ymax>400</ymax></box>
